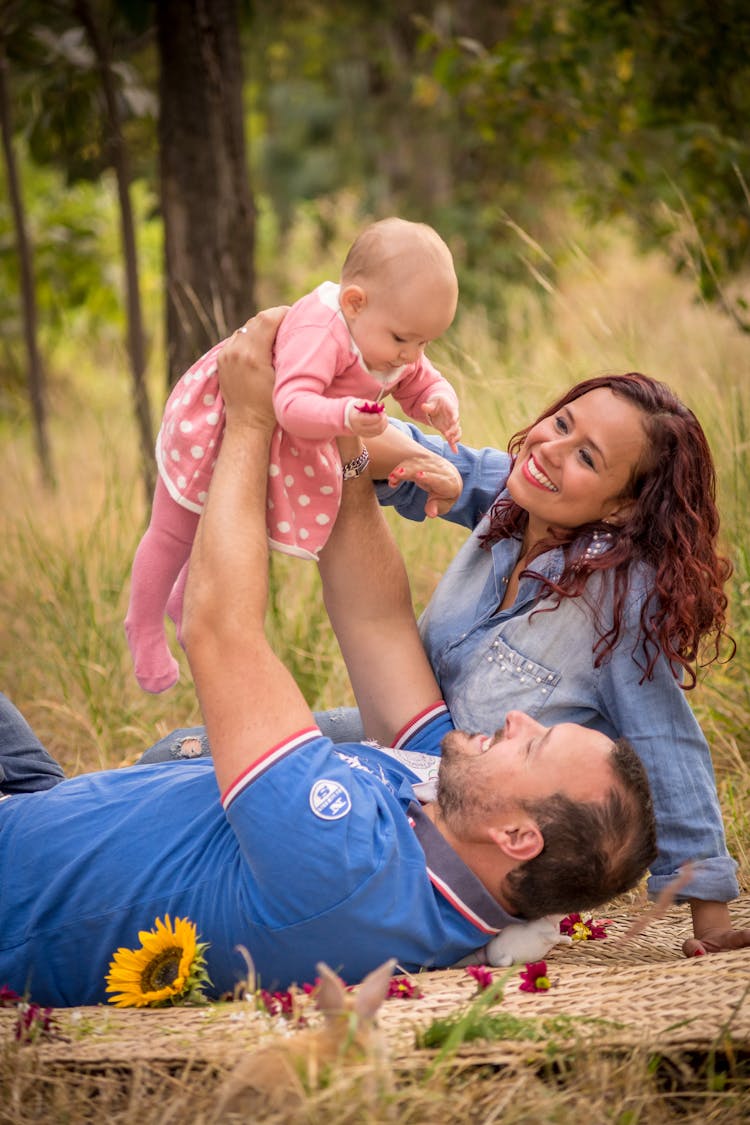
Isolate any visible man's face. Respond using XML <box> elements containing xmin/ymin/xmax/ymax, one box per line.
<box><xmin>437</xmin><ymin>711</ymin><xmax>615</xmax><ymax>834</ymax></box>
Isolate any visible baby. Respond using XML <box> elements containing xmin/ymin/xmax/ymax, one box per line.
<box><xmin>125</xmin><ymin>217</ymin><xmax>461</xmax><ymax>693</ymax></box>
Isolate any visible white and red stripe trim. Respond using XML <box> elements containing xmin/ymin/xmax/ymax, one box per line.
<box><xmin>425</xmin><ymin>867</ymin><xmax>500</xmax><ymax>935</ymax></box>
<box><xmin>392</xmin><ymin>701</ymin><xmax>449</xmax><ymax>749</ymax></box>
<box><xmin>221</xmin><ymin>727</ymin><xmax>321</xmax><ymax>810</ymax></box>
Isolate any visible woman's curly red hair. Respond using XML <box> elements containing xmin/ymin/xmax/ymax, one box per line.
<box><xmin>481</xmin><ymin>373</ymin><xmax>734</xmax><ymax>687</ymax></box>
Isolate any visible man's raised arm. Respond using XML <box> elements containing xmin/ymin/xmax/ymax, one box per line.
<box><xmin>318</xmin><ymin>437</ymin><xmax>444</xmax><ymax>747</ymax></box>
<box><xmin>182</xmin><ymin>311</ymin><xmax>313</xmax><ymax>796</ymax></box>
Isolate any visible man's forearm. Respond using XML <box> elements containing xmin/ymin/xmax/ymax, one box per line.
<box><xmin>318</xmin><ymin>443</ymin><xmax>442</xmax><ymax>745</ymax></box>
<box><xmin>182</xmin><ymin>314</ymin><xmax>314</xmax><ymax>794</ymax></box>
<box><xmin>184</xmin><ymin>419</ymin><xmax>273</xmax><ymax>649</ymax></box>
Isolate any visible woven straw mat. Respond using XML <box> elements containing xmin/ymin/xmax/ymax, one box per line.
<box><xmin>2</xmin><ymin>895</ymin><xmax>749</xmax><ymax>1069</ymax></box>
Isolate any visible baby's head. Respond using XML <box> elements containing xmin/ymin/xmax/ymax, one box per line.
<box><xmin>339</xmin><ymin>217</ymin><xmax>458</xmax><ymax>375</ymax></box>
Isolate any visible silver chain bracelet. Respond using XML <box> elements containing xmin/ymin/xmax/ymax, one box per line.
<box><xmin>342</xmin><ymin>446</ymin><xmax>370</xmax><ymax>480</ymax></box>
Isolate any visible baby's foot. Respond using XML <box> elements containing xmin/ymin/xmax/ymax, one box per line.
<box><xmin>124</xmin><ymin>621</ymin><xmax>180</xmax><ymax>694</ymax></box>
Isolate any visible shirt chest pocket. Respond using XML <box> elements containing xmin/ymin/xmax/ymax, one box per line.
<box><xmin>451</xmin><ymin>637</ymin><xmax>562</xmax><ymax>730</ymax></box>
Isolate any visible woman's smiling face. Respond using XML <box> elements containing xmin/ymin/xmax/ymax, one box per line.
<box><xmin>506</xmin><ymin>387</ymin><xmax>648</xmax><ymax>539</ymax></box>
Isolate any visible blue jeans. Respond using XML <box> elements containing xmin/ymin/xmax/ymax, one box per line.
<box><xmin>0</xmin><ymin>692</ymin><xmax>66</xmax><ymax>794</ymax></box>
<box><xmin>136</xmin><ymin>706</ymin><xmax>366</xmax><ymax>763</ymax></box>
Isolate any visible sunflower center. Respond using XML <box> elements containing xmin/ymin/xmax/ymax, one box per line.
<box><xmin>141</xmin><ymin>947</ymin><xmax>182</xmax><ymax>992</ymax></box>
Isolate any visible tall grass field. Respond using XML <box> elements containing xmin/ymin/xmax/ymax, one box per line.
<box><xmin>1</xmin><ymin>213</ymin><xmax>749</xmax><ymax>1121</ymax></box>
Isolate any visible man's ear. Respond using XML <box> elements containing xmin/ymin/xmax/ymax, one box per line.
<box><xmin>487</xmin><ymin>820</ymin><xmax>544</xmax><ymax>862</ymax></box>
<box><xmin>340</xmin><ymin>284</ymin><xmax>366</xmax><ymax>318</ymax></box>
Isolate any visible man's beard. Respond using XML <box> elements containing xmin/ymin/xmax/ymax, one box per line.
<box><xmin>437</xmin><ymin>731</ymin><xmax>502</xmax><ymax>828</ymax></box>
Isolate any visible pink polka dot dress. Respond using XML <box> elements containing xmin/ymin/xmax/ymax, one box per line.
<box><xmin>156</xmin><ymin>341</ymin><xmax>340</xmax><ymax>560</ymax></box>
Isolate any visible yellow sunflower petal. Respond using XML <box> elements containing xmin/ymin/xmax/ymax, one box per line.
<box><xmin>106</xmin><ymin>915</ymin><xmax>209</xmax><ymax>1007</ymax></box>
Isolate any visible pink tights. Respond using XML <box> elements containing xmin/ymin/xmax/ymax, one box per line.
<box><xmin>125</xmin><ymin>478</ymin><xmax>198</xmax><ymax>693</ymax></box>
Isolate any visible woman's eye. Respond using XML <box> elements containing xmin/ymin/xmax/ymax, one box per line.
<box><xmin>580</xmin><ymin>449</ymin><xmax>595</xmax><ymax>468</ymax></box>
<box><xmin>554</xmin><ymin>415</ymin><xmax>568</xmax><ymax>434</ymax></box>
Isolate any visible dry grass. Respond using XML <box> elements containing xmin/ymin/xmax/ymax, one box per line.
<box><xmin>2</xmin><ymin>1051</ymin><xmax>749</xmax><ymax>1125</ymax></box>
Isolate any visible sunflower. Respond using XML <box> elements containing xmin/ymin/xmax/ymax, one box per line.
<box><xmin>105</xmin><ymin>915</ymin><xmax>212</xmax><ymax>1008</ymax></box>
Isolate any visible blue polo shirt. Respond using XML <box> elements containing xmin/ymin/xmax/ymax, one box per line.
<box><xmin>0</xmin><ymin>705</ymin><xmax>516</xmax><ymax>1006</ymax></box>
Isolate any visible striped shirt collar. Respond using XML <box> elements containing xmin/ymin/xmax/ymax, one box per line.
<box><xmin>407</xmin><ymin>799</ymin><xmax>516</xmax><ymax>934</ymax></box>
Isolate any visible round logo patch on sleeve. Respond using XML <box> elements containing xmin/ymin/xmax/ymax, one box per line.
<box><xmin>309</xmin><ymin>779</ymin><xmax>352</xmax><ymax>820</ymax></box>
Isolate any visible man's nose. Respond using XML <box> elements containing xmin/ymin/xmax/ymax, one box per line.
<box><xmin>504</xmin><ymin>710</ymin><xmax>542</xmax><ymax>736</ymax></box>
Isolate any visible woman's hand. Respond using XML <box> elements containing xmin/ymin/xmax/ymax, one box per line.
<box><xmin>217</xmin><ymin>307</ymin><xmax>288</xmax><ymax>430</ymax></box>
<box><xmin>387</xmin><ymin>452</ymin><xmax>463</xmax><ymax>517</ymax></box>
<box><xmin>682</xmin><ymin>926</ymin><xmax>750</xmax><ymax>956</ymax></box>
<box><xmin>682</xmin><ymin>899</ymin><xmax>750</xmax><ymax>956</ymax></box>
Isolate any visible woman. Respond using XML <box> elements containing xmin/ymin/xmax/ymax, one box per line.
<box><xmin>340</xmin><ymin>372</ymin><xmax>742</xmax><ymax>955</ymax></box>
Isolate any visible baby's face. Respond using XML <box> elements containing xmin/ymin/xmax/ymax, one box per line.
<box><xmin>344</xmin><ymin>271</ymin><xmax>457</xmax><ymax>376</ymax></box>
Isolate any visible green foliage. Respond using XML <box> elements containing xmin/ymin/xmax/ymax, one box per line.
<box><xmin>0</xmin><ymin>149</ymin><xmax>163</xmax><ymax>396</ymax></box>
<box><xmin>14</xmin><ymin>7</ymin><xmax>157</xmax><ymax>184</ymax></box>
<box><xmin>420</xmin><ymin>0</ymin><xmax>750</xmax><ymax>326</ymax></box>
<box><xmin>238</xmin><ymin>1</ymin><xmax>750</xmax><ymax>334</ymax></box>
<box><xmin>3</xmin><ymin>0</ymin><xmax>750</xmax><ymax>379</ymax></box>
<box><xmin>417</xmin><ymin>974</ymin><xmax>623</xmax><ymax>1064</ymax></box>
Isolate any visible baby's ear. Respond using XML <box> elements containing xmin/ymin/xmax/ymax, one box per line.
<box><xmin>340</xmin><ymin>284</ymin><xmax>367</xmax><ymax>317</ymax></box>
<box><xmin>353</xmin><ymin>958</ymin><xmax>396</xmax><ymax>1020</ymax></box>
<box><xmin>314</xmin><ymin>962</ymin><xmax>349</xmax><ymax>1015</ymax></box>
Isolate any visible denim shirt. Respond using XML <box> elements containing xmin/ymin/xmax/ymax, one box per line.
<box><xmin>376</xmin><ymin>421</ymin><xmax>738</xmax><ymax>903</ymax></box>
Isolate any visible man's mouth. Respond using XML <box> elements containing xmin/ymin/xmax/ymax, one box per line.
<box><xmin>468</xmin><ymin>733</ymin><xmax>496</xmax><ymax>754</ymax></box>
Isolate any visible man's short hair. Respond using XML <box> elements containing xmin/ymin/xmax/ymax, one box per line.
<box><xmin>504</xmin><ymin>738</ymin><xmax>657</xmax><ymax>919</ymax></box>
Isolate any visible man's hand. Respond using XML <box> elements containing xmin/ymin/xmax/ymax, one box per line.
<box><xmin>387</xmin><ymin>452</ymin><xmax>464</xmax><ymax>517</ymax></box>
<box><xmin>217</xmin><ymin>307</ymin><xmax>288</xmax><ymax>430</ymax></box>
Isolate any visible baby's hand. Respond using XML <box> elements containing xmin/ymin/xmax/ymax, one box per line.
<box><xmin>349</xmin><ymin>400</ymin><xmax>389</xmax><ymax>437</ymax></box>
<box><xmin>422</xmin><ymin>396</ymin><xmax>462</xmax><ymax>453</ymax></box>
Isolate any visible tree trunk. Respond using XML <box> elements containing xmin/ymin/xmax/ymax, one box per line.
<box><xmin>0</xmin><ymin>36</ymin><xmax>54</xmax><ymax>488</ymax></box>
<box><xmin>74</xmin><ymin>0</ymin><xmax>156</xmax><ymax>504</ymax></box>
<box><xmin>156</xmin><ymin>0</ymin><xmax>255</xmax><ymax>388</ymax></box>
